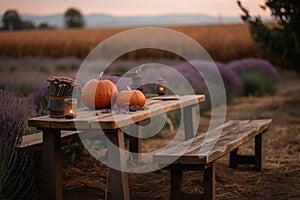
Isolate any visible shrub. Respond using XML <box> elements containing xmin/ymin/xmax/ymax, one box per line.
<box><xmin>172</xmin><ymin>60</ymin><xmax>243</xmax><ymax>108</ymax></box>
<box><xmin>239</xmin><ymin>71</ymin><xmax>275</xmax><ymax>96</ymax></box>
<box><xmin>228</xmin><ymin>58</ymin><xmax>280</xmax><ymax>96</ymax></box>
<box><xmin>32</xmin><ymin>81</ymin><xmax>50</xmax><ymax>116</ymax></box>
<box><xmin>215</xmin><ymin>62</ymin><xmax>244</xmax><ymax>99</ymax></box>
<box><xmin>0</xmin><ymin>90</ymin><xmax>36</xmax><ymax>200</ymax></box>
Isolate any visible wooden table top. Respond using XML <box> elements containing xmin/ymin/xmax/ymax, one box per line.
<box><xmin>28</xmin><ymin>95</ymin><xmax>205</xmax><ymax>130</ymax></box>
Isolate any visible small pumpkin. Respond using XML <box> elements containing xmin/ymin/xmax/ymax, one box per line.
<box><xmin>116</xmin><ymin>87</ymin><xmax>146</xmax><ymax>108</ymax></box>
<box><xmin>81</xmin><ymin>72</ymin><xmax>118</xmax><ymax>109</ymax></box>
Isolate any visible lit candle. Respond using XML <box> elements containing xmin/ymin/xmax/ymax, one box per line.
<box><xmin>64</xmin><ymin>98</ymin><xmax>77</xmax><ymax>119</ymax></box>
<box><xmin>156</xmin><ymin>79</ymin><xmax>166</xmax><ymax>96</ymax></box>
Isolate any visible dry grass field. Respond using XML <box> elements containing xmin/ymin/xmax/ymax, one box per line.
<box><xmin>0</xmin><ymin>24</ymin><xmax>267</xmax><ymax>63</ymax></box>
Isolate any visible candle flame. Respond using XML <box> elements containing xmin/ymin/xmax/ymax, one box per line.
<box><xmin>159</xmin><ymin>87</ymin><xmax>164</xmax><ymax>91</ymax></box>
<box><xmin>70</xmin><ymin>109</ymin><xmax>73</xmax><ymax>114</ymax></box>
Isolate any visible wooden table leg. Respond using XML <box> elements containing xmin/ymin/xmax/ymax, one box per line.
<box><xmin>170</xmin><ymin>169</ymin><xmax>183</xmax><ymax>200</ymax></box>
<box><xmin>128</xmin><ymin>123</ymin><xmax>142</xmax><ymax>161</ymax></box>
<box><xmin>105</xmin><ymin>129</ymin><xmax>130</xmax><ymax>200</ymax></box>
<box><xmin>204</xmin><ymin>162</ymin><xmax>216</xmax><ymax>200</ymax></box>
<box><xmin>183</xmin><ymin>105</ymin><xmax>199</xmax><ymax>140</ymax></box>
<box><xmin>42</xmin><ymin>129</ymin><xmax>62</xmax><ymax>200</ymax></box>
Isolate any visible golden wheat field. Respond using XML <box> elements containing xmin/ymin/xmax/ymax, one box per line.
<box><xmin>0</xmin><ymin>24</ymin><xmax>267</xmax><ymax>62</ymax></box>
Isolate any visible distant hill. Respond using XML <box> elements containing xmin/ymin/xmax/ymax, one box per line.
<box><xmin>0</xmin><ymin>13</ymin><xmax>243</xmax><ymax>28</ymax></box>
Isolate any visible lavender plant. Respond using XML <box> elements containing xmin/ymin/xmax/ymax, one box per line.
<box><xmin>216</xmin><ymin>62</ymin><xmax>244</xmax><ymax>98</ymax></box>
<box><xmin>173</xmin><ymin>60</ymin><xmax>243</xmax><ymax>105</ymax></box>
<box><xmin>228</xmin><ymin>58</ymin><xmax>280</xmax><ymax>96</ymax></box>
<box><xmin>0</xmin><ymin>90</ymin><xmax>36</xmax><ymax>200</ymax></box>
<box><xmin>32</xmin><ymin>81</ymin><xmax>50</xmax><ymax>116</ymax></box>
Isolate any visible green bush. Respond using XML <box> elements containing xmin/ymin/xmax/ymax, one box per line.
<box><xmin>228</xmin><ymin>58</ymin><xmax>280</xmax><ymax>96</ymax></box>
<box><xmin>239</xmin><ymin>71</ymin><xmax>275</xmax><ymax>96</ymax></box>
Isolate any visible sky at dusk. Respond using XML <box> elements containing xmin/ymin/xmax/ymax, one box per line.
<box><xmin>0</xmin><ymin>0</ymin><xmax>269</xmax><ymax>17</ymax></box>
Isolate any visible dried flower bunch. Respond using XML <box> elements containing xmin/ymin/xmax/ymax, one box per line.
<box><xmin>47</xmin><ymin>76</ymin><xmax>79</xmax><ymax>97</ymax></box>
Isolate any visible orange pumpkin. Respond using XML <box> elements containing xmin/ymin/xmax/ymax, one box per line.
<box><xmin>116</xmin><ymin>89</ymin><xmax>146</xmax><ymax>108</ymax></box>
<box><xmin>81</xmin><ymin>72</ymin><xmax>118</xmax><ymax>109</ymax></box>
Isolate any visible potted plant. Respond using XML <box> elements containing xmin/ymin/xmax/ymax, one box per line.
<box><xmin>47</xmin><ymin>76</ymin><xmax>79</xmax><ymax>118</ymax></box>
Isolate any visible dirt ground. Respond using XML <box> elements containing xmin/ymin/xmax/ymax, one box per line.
<box><xmin>59</xmin><ymin>69</ymin><xmax>300</xmax><ymax>200</ymax></box>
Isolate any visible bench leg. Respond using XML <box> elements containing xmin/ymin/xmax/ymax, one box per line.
<box><xmin>170</xmin><ymin>169</ymin><xmax>184</xmax><ymax>200</ymax></box>
<box><xmin>229</xmin><ymin>132</ymin><xmax>263</xmax><ymax>171</ymax></box>
<box><xmin>229</xmin><ymin>148</ymin><xmax>238</xmax><ymax>169</ymax></box>
<box><xmin>254</xmin><ymin>133</ymin><xmax>262</xmax><ymax>171</ymax></box>
<box><xmin>204</xmin><ymin>162</ymin><xmax>216</xmax><ymax>200</ymax></box>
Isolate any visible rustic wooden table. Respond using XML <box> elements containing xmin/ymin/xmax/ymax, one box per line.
<box><xmin>28</xmin><ymin>95</ymin><xmax>205</xmax><ymax>200</ymax></box>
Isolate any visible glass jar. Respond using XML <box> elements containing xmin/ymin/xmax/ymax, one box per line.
<box><xmin>64</xmin><ymin>98</ymin><xmax>77</xmax><ymax>119</ymax></box>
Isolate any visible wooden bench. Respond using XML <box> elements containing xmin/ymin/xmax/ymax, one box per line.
<box><xmin>154</xmin><ymin>119</ymin><xmax>272</xmax><ymax>200</ymax></box>
<box><xmin>17</xmin><ymin>131</ymin><xmax>81</xmax><ymax>153</ymax></box>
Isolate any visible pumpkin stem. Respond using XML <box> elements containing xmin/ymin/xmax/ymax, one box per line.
<box><xmin>126</xmin><ymin>86</ymin><xmax>132</xmax><ymax>91</ymax></box>
<box><xmin>99</xmin><ymin>72</ymin><xmax>104</xmax><ymax>80</ymax></box>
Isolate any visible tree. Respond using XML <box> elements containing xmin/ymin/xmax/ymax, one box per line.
<box><xmin>64</xmin><ymin>7</ymin><xmax>85</xmax><ymax>28</ymax></box>
<box><xmin>22</xmin><ymin>20</ymin><xmax>36</xmax><ymax>30</ymax></box>
<box><xmin>38</xmin><ymin>22</ymin><xmax>55</xmax><ymax>29</ymax></box>
<box><xmin>237</xmin><ymin>0</ymin><xmax>300</xmax><ymax>70</ymax></box>
<box><xmin>2</xmin><ymin>9</ymin><xmax>22</xmax><ymax>30</ymax></box>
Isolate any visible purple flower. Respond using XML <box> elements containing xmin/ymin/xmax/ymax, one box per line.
<box><xmin>0</xmin><ymin>90</ymin><xmax>36</xmax><ymax>142</ymax></box>
<box><xmin>173</xmin><ymin>60</ymin><xmax>243</xmax><ymax>98</ymax></box>
<box><xmin>0</xmin><ymin>90</ymin><xmax>35</xmax><ymax>198</ymax></box>
<box><xmin>32</xmin><ymin>81</ymin><xmax>50</xmax><ymax>116</ymax></box>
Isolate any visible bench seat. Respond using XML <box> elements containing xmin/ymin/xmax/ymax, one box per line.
<box><xmin>154</xmin><ymin>119</ymin><xmax>272</xmax><ymax>200</ymax></box>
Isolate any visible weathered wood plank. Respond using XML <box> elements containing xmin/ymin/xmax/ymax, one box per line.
<box><xmin>153</xmin><ymin>120</ymin><xmax>249</xmax><ymax>164</ymax></box>
<box><xmin>182</xmin><ymin>119</ymin><xmax>271</xmax><ymax>164</ymax></box>
<box><xmin>154</xmin><ymin>119</ymin><xmax>272</xmax><ymax>165</ymax></box>
<box><xmin>17</xmin><ymin>131</ymin><xmax>81</xmax><ymax>153</ymax></box>
<box><xmin>91</xmin><ymin>95</ymin><xmax>205</xmax><ymax>129</ymax></box>
<box><xmin>29</xmin><ymin>95</ymin><xmax>204</xmax><ymax>130</ymax></box>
